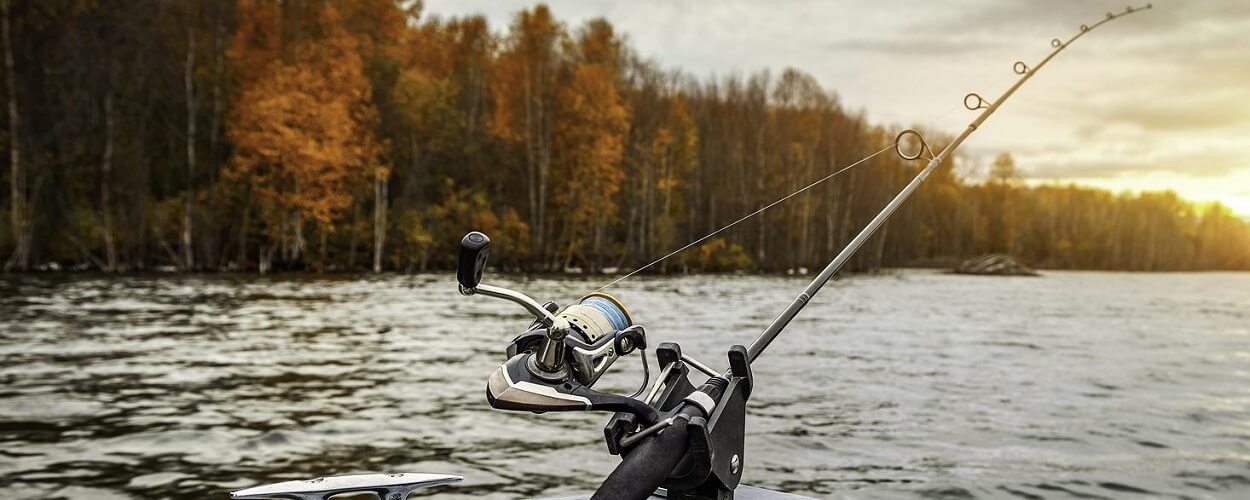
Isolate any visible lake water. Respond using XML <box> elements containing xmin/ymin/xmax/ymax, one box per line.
<box><xmin>1</xmin><ymin>270</ymin><xmax>1248</xmax><ymax>499</ymax></box>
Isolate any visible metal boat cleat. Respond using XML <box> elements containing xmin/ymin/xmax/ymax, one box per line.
<box><xmin>230</xmin><ymin>472</ymin><xmax>462</xmax><ymax>500</ymax></box>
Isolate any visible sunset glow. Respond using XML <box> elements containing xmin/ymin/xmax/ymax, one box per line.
<box><xmin>430</xmin><ymin>0</ymin><xmax>1250</xmax><ymax>216</ymax></box>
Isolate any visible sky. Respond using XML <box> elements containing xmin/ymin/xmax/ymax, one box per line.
<box><xmin>423</xmin><ymin>0</ymin><xmax>1250</xmax><ymax>215</ymax></box>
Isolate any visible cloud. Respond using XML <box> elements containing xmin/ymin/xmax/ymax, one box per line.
<box><xmin>422</xmin><ymin>0</ymin><xmax>1250</xmax><ymax>208</ymax></box>
<box><xmin>1095</xmin><ymin>96</ymin><xmax>1250</xmax><ymax>132</ymax></box>
<box><xmin>1020</xmin><ymin>142</ymin><xmax>1247</xmax><ymax>179</ymax></box>
<box><xmin>915</xmin><ymin>0</ymin><xmax>1250</xmax><ymax>41</ymax></box>
<box><xmin>826</xmin><ymin>35</ymin><xmax>1005</xmax><ymax>55</ymax></box>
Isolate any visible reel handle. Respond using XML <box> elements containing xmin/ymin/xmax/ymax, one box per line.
<box><xmin>455</xmin><ymin>230</ymin><xmax>557</xmax><ymax>326</ymax></box>
<box><xmin>457</xmin><ymin>231</ymin><xmax>490</xmax><ymax>292</ymax></box>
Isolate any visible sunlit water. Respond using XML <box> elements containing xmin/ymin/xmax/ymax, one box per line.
<box><xmin>1</xmin><ymin>271</ymin><xmax>1248</xmax><ymax>499</ymax></box>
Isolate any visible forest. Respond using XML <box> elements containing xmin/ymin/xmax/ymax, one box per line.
<box><xmin>1</xmin><ymin>0</ymin><xmax>1247</xmax><ymax>274</ymax></box>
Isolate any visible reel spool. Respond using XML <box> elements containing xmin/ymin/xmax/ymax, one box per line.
<box><xmin>561</xmin><ymin>293</ymin><xmax>632</xmax><ymax>343</ymax></box>
<box><xmin>560</xmin><ymin>293</ymin><xmax>635</xmax><ymax>386</ymax></box>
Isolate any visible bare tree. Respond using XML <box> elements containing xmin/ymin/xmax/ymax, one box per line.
<box><xmin>2</xmin><ymin>0</ymin><xmax>27</xmax><ymax>271</ymax></box>
<box><xmin>101</xmin><ymin>89</ymin><xmax>117</xmax><ymax>271</ymax></box>
<box><xmin>373</xmin><ymin>171</ymin><xmax>387</xmax><ymax>273</ymax></box>
<box><xmin>182</xmin><ymin>18</ymin><xmax>196</xmax><ymax>270</ymax></box>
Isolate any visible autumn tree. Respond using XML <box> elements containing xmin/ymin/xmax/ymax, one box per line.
<box><xmin>574</xmin><ymin>18</ymin><xmax>627</xmax><ymax>82</ymax></box>
<box><xmin>650</xmin><ymin>98</ymin><xmax>697</xmax><ymax>267</ymax></box>
<box><xmin>420</xmin><ymin>179</ymin><xmax>529</xmax><ymax>271</ymax></box>
<box><xmin>987</xmin><ymin>152</ymin><xmax>1019</xmax><ymax>254</ymax></box>
<box><xmin>551</xmin><ymin>64</ymin><xmax>628</xmax><ymax>270</ymax></box>
<box><xmin>2</xmin><ymin>2</ymin><xmax>1248</xmax><ymax>274</ymax></box>
<box><xmin>1194</xmin><ymin>202</ymin><xmax>1250</xmax><ymax>269</ymax></box>
<box><xmin>492</xmin><ymin>5</ymin><xmax>564</xmax><ymax>266</ymax></box>
<box><xmin>226</xmin><ymin>1</ymin><xmax>383</xmax><ymax>272</ymax></box>
<box><xmin>1</xmin><ymin>0</ymin><xmax>26</xmax><ymax>271</ymax></box>
<box><xmin>388</xmin><ymin>17</ymin><xmax>464</xmax><ymax>222</ymax></box>
<box><xmin>990</xmin><ymin>152</ymin><xmax>1020</xmax><ymax>183</ymax></box>
<box><xmin>181</xmin><ymin>2</ymin><xmax>197</xmax><ymax>271</ymax></box>
<box><xmin>334</xmin><ymin>0</ymin><xmax>410</xmax><ymax>272</ymax></box>
<box><xmin>621</xmin><ymin>68</ymin><xmax>697</xmax><ymax>271</ymax></box>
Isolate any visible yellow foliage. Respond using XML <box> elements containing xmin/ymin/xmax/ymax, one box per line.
<box><xmin>422</xmin><ymin>179</ymin><xmax>531</xmax><ymax>268</ymax></box>
<box><xmin>696</xmin><ymin>238</ymin><xmax>754</xmax><ymax>272</ymax></box>
<box><xmin>552</xmin><ymin>64</ymin><xmax>628</xmax><ymax>260</ymax></box>
<box><xmin>489</xmin><ymin>5</ymin><xmax>563</xmax><ymax>146</ymax></box>
<box><xmin>226</xmin><ymin>3</ymin><xmax>384</xmax><ymax>233</ymax></box>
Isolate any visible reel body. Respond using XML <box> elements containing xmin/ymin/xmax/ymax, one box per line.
<box><xmin>459</xmin><ymin>231</ymin><xmax>748</xmax><ymax>498</ymax></box>
<box><xmin>486</xmin><ymin>290</ymin><xmax>656</xmax><ymax>422</ymax></box>
<box><xmin>458</xmin><ymin>232</ymin><xmax>653</xmax><ymax>419</ymax></box>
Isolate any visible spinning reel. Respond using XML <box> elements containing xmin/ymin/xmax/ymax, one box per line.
<box><xmin>459</xmin><ymin>231</ymin><xmax>755</xmax><ymax>499</ymax></box>
<box><xmin>458</xmin><ymin>231</ymin><xmax>659</xmax><ymax>423</ymax></box>
<box><xmin>236</xmin><ymin>232</ymin><xmax>756</xmax><ymax>500</ymax></box>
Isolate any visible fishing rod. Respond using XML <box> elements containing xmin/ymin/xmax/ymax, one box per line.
<box><xmin>231</xmin><ymin>5</ymin><xmax>1152</xmax><ymax>500</ymax></box>
<box><xmin>747</xmin><ymin>4</ymin><xmax>1155</xmax><ymax>363</ymax></box>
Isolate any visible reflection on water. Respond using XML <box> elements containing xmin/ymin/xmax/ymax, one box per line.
<box><xmin>1</xmin><ymin>271</ymin><xmax>1248</xmax><ymax>499</ymax></box>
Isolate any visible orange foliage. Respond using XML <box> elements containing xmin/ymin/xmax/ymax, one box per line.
<box><xmin>574</xmin><ymin>19</ymin><xmax>625</xmax><ymax>77</ymax></box>
<box><xmin>490</xmin><ymin>5</ymin><xmax>562</xmax><ymax>146</ymax></box>
<box><xmin>13</xmin><ymin>1</ymin><xmax>1247</xmax><ymax>272</ymax></box>
<box><xmin>552</xmin><ymin>64</ymin><xmax>628</xmax><ymax>264</ymax></box>
<box><xmin>226</xmin><ymin>2</ymin><xmax>384</xmax><ymax>232</ymax></box>
<box><xmin>423</xmin><ymin>179</ymin><xmax>530</xmax><ymax>268</ymax></box>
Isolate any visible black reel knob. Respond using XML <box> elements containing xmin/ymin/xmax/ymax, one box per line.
<box><xmin>458</xmin><ymin>231</ymin><xmax>490</xmax><ymax>290</ymax></box>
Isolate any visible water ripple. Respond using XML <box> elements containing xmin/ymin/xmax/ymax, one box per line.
<box><xmin>0</xmin><ymin>271</ymin><xmax>1248</xmax><ymax>498</ymax></box>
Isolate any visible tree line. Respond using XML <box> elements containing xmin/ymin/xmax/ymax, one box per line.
<box><xmin>1</xmin><ymin>0</ymin><xmax>1246</xmax><ymax>274</ymax></box>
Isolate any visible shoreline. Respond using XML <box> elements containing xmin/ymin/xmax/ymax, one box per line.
<box><xmin>2</xmin><ymin>266</ymin><xmax>1247</xmax><ymax>279</ymax></box>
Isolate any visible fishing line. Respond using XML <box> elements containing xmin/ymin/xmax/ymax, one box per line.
<box><xmin>587</xmin><ymin>3</ymin><xmax>1153</xmax><ymax>296</ymax></box>
<box><xmin>590</xmin><ymin>142</ymin><xmax>897</xmax><ymax>294</ymax></box>
<box><xmin>583</xmin><ymin>64</ymin><xmax>981</xmax><ymax>295</ymax></box>
<box><xmin>586</xmin><ymin>69</ymin><xmax>983</xmax><ymax>295</ymax></box>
